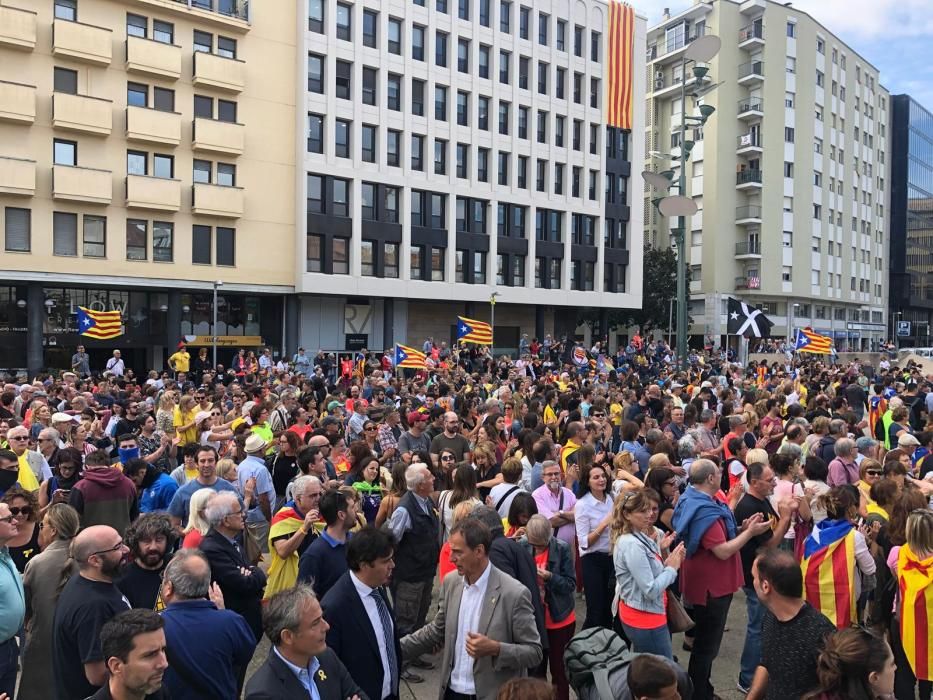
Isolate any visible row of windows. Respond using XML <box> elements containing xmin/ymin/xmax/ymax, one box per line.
<box><xmin>309</xmin><ymin>0</ymin><xmax>602</xmax><ymax>62</ymax></box>
<box><xmin>2</xmin><ymin>208</ymin><xmax>235</xmax><ymax>266</ymax></box>
<box><xmin>308</xmin><ymin>51</ymin><xmax>601</xmax><ymax>107</ymax></box>
<box><xmin>125</xmin><ymin>12</ymin><xmax>237</xmax><ymax>58</ymax></box>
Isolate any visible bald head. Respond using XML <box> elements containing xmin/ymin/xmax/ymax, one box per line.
<box><xmin>307</xmin><ymin>435</ymin><xmax>329</xmax><ymax>448</ymax></box>
<box><xmin>72</xmin><ymin>525</ymin><xmax>122</xmax><ymax>566</ymax></box>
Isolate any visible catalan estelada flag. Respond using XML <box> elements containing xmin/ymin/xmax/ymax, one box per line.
<box><xmin>801</xmin><ymin>519</ymin><xmax>858</xmax><ymax>629</ymax></box>
<box><xmin>868</xmin><ymin>395</ymin><xmax>888</xmax><ymax>437</ymax></box>
<box><xmin>795</xmin><ymin>327</ymin><xmax>833</xmax><ymax>354</ymax></box>
<box><xmin>394</xmin><ymin>344</ymin><xmax>427</xmax><ymax>369</ymax></box>
<box><xmin>898</xmin><ymin>543</ymin><xmax>933</xmax><ymax>680</ymax></box>
<box><xmin>353</xmin><ymin>353</ymin><xmax>367</xmax><ymax>380</ymax></box>
<box><xmin>607</xmin><ymin>1</ymin><xmax>635</xmax><ymax>129</ymax></box>
<box><xmin>77</xmin><ymin>306</ymin><xmax>123</xmax><ymax>340</ymax></box>
<box><xmin>456</xmin><ymin>316</ymin><xmax>493</xmax><ymax>345</ymax></box>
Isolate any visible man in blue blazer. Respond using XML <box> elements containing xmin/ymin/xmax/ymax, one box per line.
<box><xmin>321</xmin><ymin>526</ymin><xmax>401</xmax><ymax>700</ymax></box>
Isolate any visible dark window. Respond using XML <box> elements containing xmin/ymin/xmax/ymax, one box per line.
<box><xmin>54</xmin><ymin>67</ymin><xmax>78</xmax><ymax>94</ymax></box>
<box><xmin>536</xmin><ymin>110</ymin><xmax>547</xmax><ymax>143</ymax></box>
<box><xmin>411</xmin><ymin>134</ymin><xmax>424</xmax><ymax>170</ymax></box>
<box><xmin>384</xmin><ymin>186</ymin><xmax>399</xmax><ymax>222</ymax></box>
<box><xmin>434</xmin><ymin>139</ymin><xmax>447</xmax><ymax>174</ymax></box>
<box><xmin>436</xmin><ymin>31</ymin><xmax>448</xmax><ymax>67</ymax></box>
<box><xmin>538</xmin><ymin>12</ymin><xmax>548</xmax><ymax>45</ymax></box>
<box><xmin>456</xmin><ymin>143</ymin><xmax>468</xmax><ymax>179</ymax></box>
<box><xmin>411</xmin><ymin>190</ymin><xmax>425</xmax><ymax>228</ymax></box>
<box><xmin>336</xmin><ymin>3</ymin><xmax>351</xmax><ymax>41</ymax></box>
<box><xmin>457</xmin><ymin>91</ymin><xmax>469</xmax><ymax>126</ymax></box>
<box><xmin>498</xmin><ymin>151</ymin><xmax>509</xmax><ymax>186</ymax></box>
<box><xmin>53</xmin><ymin>139</ymin><xmax>76</xmax><ymax>166</ymax></box>
<box><xmin>152</xmin><ymin>222</ymin><xmax>173</xmax><ymax>261</ymax></box>
<box><xmin>554</xmin><ymin>163</ymin><xmax>563</xmax><ymax>194</ymax></box>
<box><xmin>217</xmin><ymin>162</ymin><xmax>235</xmax><ymax>186</ymax></box>
<box><xmin>518</xmin><ymin>56</ymin><xmax>529</xmax><ymax>89</ymax></box>
<box><xmin>458</xmin><ymin>38</ymin><xmax>470</xmax><ymax>73</ymax></box>
<box><xmin>478</xmin><ymin>96</ymin><xmax>489</xmax><ymax>130</ymax></box>
<box><xmin>193</xmin><ymin>159</ymin><xmax>211</xmax><ymax>183</ymax></box>
<box><xmin>387</xmin><ymin>129</ymin><xmax>401</xmax><ymax>166</ymax></box>
<box><xmin>556</xmin><ymin>19</ymin><xmax>565</xmax><ymax>50</ymax></box>
<box><xmin>153</xmin><ymin>154</ymin><xmax>173</xmax><ymax>179</ymax></box>
<box><xmin>193</xmin><ymin>30</ymin><xmax>212</xmax><ymax>53</ymax></box>
<box><xmin>477</xmin><ymin>148</ymin><xmax>488</xmax><ymax>182</ymax></box>
<box><xmin>332</xmin><ymin>178</ymin><xmax>349</xmax><ymax>217</ymax></box>
<box><xmin>412</xmin><ymin>78</ymin><xmax>425</xmax><ymax>115</ymax></box>
<box><xmin>384</xmin><ymin>242</ymin><xmax>399</xmax><ymax>278</ymax></box>
<box><xmin>479</xmin><ymin>45</ymin><xmax>490</xmax><ymax>78</ymax></box>
<box><xmin>332</xmin><ymin>237</ymin><xmax>349</xmax><ymax>274</ymax></box>
<box><xmin>153</xmin><ymin>87</ymin><xmax>174</xmax><ymax>112</ymax></box>
<box><xmin>388</xmin><ymin>18</ymin><xmax>402</xmax><ymax>54</ymax></box>
<box><xmin>574</xmin><ymin>25</ymin><xmax>583</xmax><ymax>56</ymax></box>
<box><xmin>308</xmin><ymin>53</ymin><xmax>324</xmax><ymax>93</ymax></box>
<box><xmin>537</xmin><ymin>61</ymin><xmax>548</xmax><ymax>94</ymax></box>
<box><xmin>81</xmin><ymin>216</ymin><xmax>105</xmax><ymax>257</ymax></box>
<box><xmin>387</xmin><ymin>73</ymin><xmax>401</xmax><ymax>111</ymax></box>
<box><xmin>479</xmin><ymin>0</ymin><xmax>490</xmax><ymax>26</ymax></box>
<box><xmin>536</xmin><ymin>159</ymin><xmax>546</xmax><ymax>191</ymax></box>
<box><xmin>589</xmin><ymin>123</ymin><xmax>598</xmax><ymax>154</ymax></box>
<box><xmin>573</xmin><ymin>72</ymin><xmax>582</xmax><ymax>103</ymax></box>
<box><xmin>499</xmin><ymin>50</ymin><xmax>510</xmax><ymax>84</ymax></box>
<box><xmin>335</xmin><ymin>60</ymin><xmax>351</xmax><ymax>100</ymax></box>
<box><xmin>431</xmin><ymin>246</ymin><xmax>444</xmax><ymax>280</ymax></box>
<box><xmin>307</xmin><ymin>234</ymin><xmax>323</xmax><ymax>272</ymax></box>
<box><xmin>4</xmin><ymin>207</ymin><xmax>30</xmax><ymax>252</ymax></box>
<box><xmin>555</xmin><ymin>115</ymin><xmax>564</xmax><ymax>147</ymax></box>
<box><xmin>458</xmin><ymin>0</ymin><xmax>469</xmax><ymax>21</ymax></box>
<box><xmin>591</xmin><ymin>31</ymin><xmax>600</xmax><ymax>62</ymax></box>
<box><xmin>335</xmin><ymin>119</ymin><xmax>351</xmax><ymax>158</ymax></box>
<box><xmin>126</xmin><ymin>219</ymin><xmax>147</xmax><ymax>260</ymax></box>
<box><xmin>518</xmin><ymin>106</ymin><xmax>528</xmax><ymax>139</ymax></box>
<box><xmin>126</xmin><ymin>13</ymin><xmax>147</xmax><ymax>38</ymax></box>
<box><xmin>519</xmin><ymin>6</ymin><xmax>529</xmax><ymax>39</ymax></box>
<box><xmin>500</xmin><ymin>0</ymin><xmax>511</xmax><ymax>32</ymax></box>
<box><xmin>309</xmin><ymin>0</ymin><xmax>324</xmax><ymax>33</ymax></box>
<box><xmin>193</xmin><ymin>225</ymin><xmax>212</xmax><ymax>264</ymax></box>
<box><xmin>127</xmin><ymin>150</ymin><xmax>147</xmax><ymax>175</ymax></box>
<box><xmin>194</xmin><ymin>95</ymin><xmax>213</xmax><ymax>118</ymax></box>
<box><xmin>517</xmin><ymin>155</ymin><xmax>527</xmax><ymax>188</ymax></box>
<box><xmin>307</xmin><ymin>113</ymin><xmax>323</xmax><ymax>153</ymax></box>
<box><xmin>360</xmin><ymin>240</ymin><xmax>374</xmax><ymax>275</ymax></box>
<box><xmin>498</xmin><ymin>101</ymin><xmax>510</xmax><ymax>135</ymax></box>
<box><xmin>217</xmin><ymin>99</ymin><xmax>236</xmax><ymax>122</ymax></box>
<box><xmin>362</xmin><ymin>67</ymin><xmax>377</xmax><ymax>105</ymax></box>
<box><xmin>412</xmin><ymin>25</ymin><xmax>425</xmax><ymax>61</ymax></box>
<box><xmin>361</xmin><ymin>125</ymin><xmax>376</xmax><ymax>163</ymax></box>
<box><xmin>362</xmin><ymin>9</ymin><xmax>377</xmax><ymax>48</ymax></box>
<box><xmin>217</xmin><ymin>36</ymin><xmax>236</xmax><ymax>58</ymax></box>
<box><xmin>435</xmin><ymin>85</ymin><xmax>447</xmax><ymax>121</ymax></box>
<box><xmin>54</xmin><ymin>0</ymin><xmax>77</xmax><ymax>21</ymax></box>
<box><xmin>573</xmin><ymin>119</ymin><xmax>581</xmax><ymax>150</ymax></box>
<box><xmin>127</xmin><ymin>82</ymin><xmax>148</xmax><ymax>107</ymax></box>
<box><xmin>307</xmin><ymin>174</ymin><xmax>323</xmax><ymax>213</ymax></box>
<box><xmin>555</xmin><ymin>67</ymin><xmax>565</xmax><ymax>99</ymax></box>
<box><xmin>431</xmin><ymin>193</ymin><xmax>445</xmax><ymax>228</ymax></box>
<box><xmin>590</xmin><ymin>77</ymin><xmax>599</xmax><ymax>108</ymax></box>
<box><xmin>410</xmin><ymin>244</ymin><xmax>424</xmax><ymax>279</ymax></box>
<box><xmin>361</xmin><ymin>182</ymin><xmax>377</xmax><ymax>220</ymax></box>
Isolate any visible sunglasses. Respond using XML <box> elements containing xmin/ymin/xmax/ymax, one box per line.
<box><xmin>441</xmin><ymin>455</ymin><xmax>455</xmax><ymax>461</ymax></box>
<box><xmin>8</xmin><ymin>436</ymin><xmax>27</xmax><ymax>441</ymax></box>
<box><xmin>0</xmin><ymin>515</ymin><xmax>14</xmax><ymax>524</ymax></box>
<box><xmin>865</xmin><ymin>470</ymin><xmax>882</xmax><ymax>476</ymax></box>
<box><xmin>9</xmin><ymin>506</ymin><xmax>32</xmax><ymax>517</ymax></box>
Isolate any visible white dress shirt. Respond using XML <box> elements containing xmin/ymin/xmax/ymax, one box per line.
<box><xmin>349</xmin><ymin>572</ymin><xmax>393</xmax><ymax>700</ymax></box>
<box><xmin>449</xmin><ymin>562</ymin><xmax>492</xmax><ymax>695</ymax></box>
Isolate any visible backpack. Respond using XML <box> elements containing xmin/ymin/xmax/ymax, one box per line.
<box><xmin>563</xmin><ymin>627</ymin><xmax>634</xmax><ymax>700</ymax></box>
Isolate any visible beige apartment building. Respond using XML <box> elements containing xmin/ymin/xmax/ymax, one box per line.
<box><xmin>0</xmin><ymin>0</ymin><xmax>295</xmax><ymax>373</ymax></box>
<box><xmin>645</xmin><ymin>0</ymin><xmax>889</xmax><ymax>351</ymax></box>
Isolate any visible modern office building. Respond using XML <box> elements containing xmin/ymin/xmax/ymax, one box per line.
<box><xmin>889</xmin><ymin>94</ymin><xmax>933</xmax><ymax>347</ymax></box>
<box><xmin>0</xmin><ymin>0</ymin><xmax>296</xmax><ymax>374</ymax></box>
<box><xmin>644</xmin><ymin>0</ymin><xmax>889</xmax><ymax>351</ymax></box>
<box><xmin>296</xmin><ymin>0</ymin><xmax>646</xmax><ymax>354</ymax></box>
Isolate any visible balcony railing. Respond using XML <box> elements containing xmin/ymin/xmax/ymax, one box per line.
<box><xmin>736</xmin><ymin>205</ymin><xmax>762</xmax><ymax>220</ymax></box>
<box><xmin>735</xmin><ymin>276</ymin><xmax>761</xmax><ymax>290</ymax></box>
<box><xmin>736</xmin><ymin>169</ymin><xmax>763</xmax><ymax>186</ymax></box>
<box><xmin>738</xmin><ymin>24</ymin><xmax>764</xmax><ymax>43</ymax></box>
<box><xmin>737</xmin><ymin>133</ymin><xmax>761</xmax><ymax>148</ymax></box>
<box><xmin>738</xmin><ymin>60</ymin><xmax>764</xmax><ymax>79</ymax></box>
<box><xmin>735</xmin><ymin>241</ymin><xmax>761</xmax><ymax>256</ymax></box>
<box><xmin>738</xmin><ymin>98</ymin><xmax>763</xmax><ymax>114</ymax></box>
<box><xmin>169</xmin><ymin>0</ymin><xmax>249</xmax><ymax>22</ymax></box>
<box><xmin>647</xmin><ymin>26</ymin><xmax>707</xmax><ymax>60</ymax></box>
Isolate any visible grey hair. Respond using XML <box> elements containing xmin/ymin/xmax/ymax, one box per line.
<box><xmin>678</xmin><ymin>434</ymin><xmax>697</xmax><ymax>459</ymax></box>
<box><xmin>699</xmin><ymin>409</ymin><xmax>716</xmax><ymax>423</ymax></box>
<box><xmin>645</xmin><ymin>428</ymin><xmax>664</xmax><ymax>444</ymax></box>
<box><xmin>729</xmin><ymin>415</ymin><xmax>746</xmax><ymax>429</ymax></box>
<box><xmin>828</xmin><ymin>419</ymin><xmax>847</xmax><ymax>436</ymax></box>
<box><xmin>291</xmin><ymin>475</ymin><xmax>318</xmax><ymax>498</ymax></box>
<box><xmin>203</xmin><ymin>492</ymin><xmax>240</xmax><ymax>527</ymax></box>
<box><xmin>263</xmin><ymin>583</ymin><xmax>319</xmax><ymax>645</ymax></box>
<box><xmin>163</xmin><ymin>549</ymin><xmax>211</xmax><ymax>599</ymax></box>
<box><xmin>834</xmin><ymin>437</ymin><xmax>856</xmax><ymax>458</ymax></box>
<box><xmin>405</xmin><ymin>464</ymin><xmax>430</xmax><ymax>490</ymax></box>
<box><xmin>540</xmin><ymin>459</ymin><xmax>560</xmax><ymax>473</ymax></box>
<box><xmin>889</xmin><ymin>396</ymin><xmax>904</xmax><ymax>411</ymax></box>
<box><xmin>777</xmin><ymin>442</ymin><xmax>802</xmax><ymax>461</ymax></box>
<box><xmin>688</xmin><ymin>459</ymin><xmax>718</xmax><ymax>485</ymax></box>
<box><xmin>524</xmin><ymin>514</ymin><xmax>551</xmax><ymax>545</ymax></box>
<box><xmin>39</xmin><ymin>427</ymin><xmax>60</xmax><ymax>442</ymax></box>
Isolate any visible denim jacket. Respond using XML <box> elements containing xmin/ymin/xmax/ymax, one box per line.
<box><xmin>613</xmin><ymin>531</ymin><xmax>677</xmax><ymax>615</ymax></box>
<box><xmin>521</xmin><ymin>537</ymin><xmax>576</xmax><ymax>624</ymax></box>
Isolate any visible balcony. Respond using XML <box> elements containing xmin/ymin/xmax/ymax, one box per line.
<box><xmin>0</xmin><ymin>81</ymin><xmax>36</xmax><ymax>124</ymax></box>
<box><xmin>193</xmin><ymin>52</ymin><xmax>245</xmax><ymax>92</ymax></box>
<box><xmin>52</xmin><ymin>164</ymin><xmax>112</xmax><ymax>204</ymax></box>
<box><xmin>736</xmin><ymin>169</ymin><xmax>763</xmax><ymax>189</ymax></box>
<box><xmin>738</xmin><ymin>98</ymin><xmax>764</xmax><ymax>120</ymax></box>
<box><xmin>126</xmin><ymin>174</ymin><xmax>181</xmax><ymax>211</ymax></box>
<box><xmin>0</xmin><ymin>5</ymin><xmax>37</xmax><ymax>50</ymax></box>
<box><xmin>735</xmin><ymin>275</ymin><xmax>761</xmax><ymax>290</ymax></box>
<box><xmin>647</xmin><ymin>28</ymin><xmax>707</xmax><ymax>63</ymax></box>
<box><xmin>736</xmin><ymin>205</ymin><xmax>763</xmax><ymax>224</ymax></box>
<box><xmin>52</xmin><ymin>92</ymin><xmax>112</xmax><ymax>135</ymax></box>
<box><xmin>52</xmin><ymin>18</ymin><xmax>112</xmax><ymax>65</ymax></box>
<box><xmin>735</xmin><ymin>240</ymin><xmax>761</xmax><ymax>258</ymax></box>
<box><xmin>0</xmin><ymin>156</ymin><xmax>36</xmax><ymax>196</ymax></box>
<box><xmin>192</xmin><ymin>117</ymin><xmax>244</xmax><ymax>155</ymax></box>
<box><xmin>192</xmin><ymin>182</ymin><xmax>244</xmax><ymax>218</ymax></box>
<box><xmin>737</xmin><ymin>133</ymin><xmax>762</xmax><ymax>154</ymax></box>
<box><xmin>738</xmin><ymin>23</ymin><xmax>764</xmax><ymax>49</ymax></box>
<box><xmin>126</xmin><ymin>106</ymin><xmax>181</xmax><ymax>146</ymax></box>
<box><xmin>738</xmin><ymin>60</ymin><xmax>764</xmax><ymax>85</ymax></box>
<box><xmin>124</xmin><ymin>0</ymin><xmax>251</xmax><ymax>30</ymax></box>
<box><xmin>125</xmin><ymin>36</ymin><xmax>181</xmax><ymax>80</ymax></box>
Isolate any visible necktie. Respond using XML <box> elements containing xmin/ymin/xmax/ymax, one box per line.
<box><xmin>371</xmin><ymin>589</ymin><xmax>398</xmax><ymax>695</ymax></box>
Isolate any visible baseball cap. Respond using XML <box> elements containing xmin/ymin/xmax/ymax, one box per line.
<box><xmin>407</xmin><ymin>410</ymin><xmax>428</xmax><ymax>424</ymax></box>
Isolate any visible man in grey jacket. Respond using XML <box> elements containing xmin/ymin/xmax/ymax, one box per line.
<box><xmin>400</xmin><ymin>519</ymin><xmax>542</xmax><ymax>700</ymax></box>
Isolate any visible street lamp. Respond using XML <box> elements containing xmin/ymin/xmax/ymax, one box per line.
<box><xmin>212</xmin><ymin>280</ymin><xmax>223</xmax><ymax>368</ymax></box>
<box><xmin>787</xmin><ymin>302</ymin><xmax>800</xmax><ymax>345</ymax></box>
<box><xmin>642</xmin><ymin>34</ymin><xmax>721</xmax><ymax>371</ymax></box>
<box><xmin>489</xmin><ymin>291</ymin><xmax>500</xmax><ymax>358</ymax></box>
<box><xmin>892</xmin><ymin>311</ymin><xmax>903</xmax><ymax>352</ymax></box>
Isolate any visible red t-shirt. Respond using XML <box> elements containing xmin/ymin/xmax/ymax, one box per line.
<box><xmin>680</xmin><ymin>519</ymin><xmax>743</xmax><ymax>606</ymax></box>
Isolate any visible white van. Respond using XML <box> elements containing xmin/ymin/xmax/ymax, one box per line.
<box><xmin>899</xmin><ymin>347</ymin><xmax>933</xmax><ymax>359</ymax></box>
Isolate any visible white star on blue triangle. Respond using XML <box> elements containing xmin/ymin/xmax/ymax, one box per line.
<box><xmin>458</xmin><ymin>321</ymin><xmax>471</xmax><ymax>337</ymax></box>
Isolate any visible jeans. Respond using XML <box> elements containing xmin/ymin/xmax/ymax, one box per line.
<box><xmin>0</xmin><ymin>637</ymin><xmax>17</xmax><ymax>698</ymax></box>
<box><xmin>620</xmin><ymin>621</ymin><xmax>673</xmax><ymax>659</ymax></box>
<box><xmin>688</xmin><ymin>593</ymin><xmax>734</xmax><ymax>700</ymax></box>
<box><xmin>581</xmin><ymin>552</ymin><xmax>614</xmax><ymax>630</ymax></box>
<box><xmin>739</xmin><ymin>586</ymin><xmax>764</xmax><ymax>688</ymax></box>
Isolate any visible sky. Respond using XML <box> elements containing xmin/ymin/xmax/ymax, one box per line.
<box><xmin>636</xmin><ymin>0</ymin><xmax>933</xmax><ymax>110</ymax></box>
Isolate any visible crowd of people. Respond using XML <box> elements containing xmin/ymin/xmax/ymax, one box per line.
<box><xmin>0</xmin><ymin>336</ymin><xmax>931</xmax><ymax>700</ymax></box>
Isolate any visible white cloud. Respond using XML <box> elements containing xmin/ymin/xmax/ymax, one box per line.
<box><xmin>636</xmin><ymin>0</ymin><xmax>933</xmax><ymax>41</ymax></box>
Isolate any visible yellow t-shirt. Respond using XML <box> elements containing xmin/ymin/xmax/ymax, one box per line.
<box><xmin>173</xmin><ymin>406</ymin><xmax>197</xmax><ymax>446</ymax></box>
<box><xmin>16</xmin><ymin>453</ymin><xmax>40</xmax><ymax>492</ymax></box>
<box><xmin>168</xmin><ymin>351</ymin><xmax>190</xmax><ymax>373</ymax></box>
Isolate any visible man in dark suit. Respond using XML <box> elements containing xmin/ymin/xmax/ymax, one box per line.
<box><xmin>199</xmin><ymin>492</ymin><xmax>267</xmax><ymax>641</ymax></box>
<box><xmin>245</xmin><ymin>584</ymin><xmax>366</xmax><ymax>700</ymax></box>
<box><xmin>321</xmin><ymin>526</ymin><xmax>401</xmax><ymax>700</ymax></box>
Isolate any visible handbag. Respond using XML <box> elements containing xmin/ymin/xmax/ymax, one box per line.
<box><xmin>666</xmin><ymin>592</ymin><xmax>695</xmax><ymax>633</ymax></box>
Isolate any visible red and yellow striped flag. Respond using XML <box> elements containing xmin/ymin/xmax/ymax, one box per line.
<box><xmin>77</xmin><ymin>306</ymin><xmax>123</xmax><ymax>340</ymax></box>
<box><xmin>898</xmin><ymin>544</ymin><xmax>933</xmax><ymax>680</ymax></box>
<box><xmin>607</xmin><ymin>1</ymin><xmax>635</xmax><ymax>129</ymax></box>
<box><xmin>801</xmin><ymin>522</ymin><xmax>857</xmax><ymax>629</ymax></box>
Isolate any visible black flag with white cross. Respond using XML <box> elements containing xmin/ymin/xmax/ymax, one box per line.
<box><xmin>727</xmin><ymin>297</ymin><xmax>774</xmax><ymax>338</ymax></box>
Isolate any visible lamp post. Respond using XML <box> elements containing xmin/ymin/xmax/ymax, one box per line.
<box><xmin>489</xmin><ymin>291</ymin><xmax>500</xmax><ymax>358</ymax></box>
<box><xmin>643</xmin><ymin>34</ymin><xmax>721</xmax><ymax>372</ymax></box>
<box><xmin>212</xmin><ymin>280</ymin><xmax>223</xmax><ymax>368</ymax></box>
<box><xmin>892</xmin><ymin>311</ymin><xmax>903</xmax><ymax>352</ymax></box>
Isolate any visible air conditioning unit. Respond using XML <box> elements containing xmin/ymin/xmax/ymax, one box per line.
<box><xmin>655</xmin><ymin>78</ymin><xmax>665</xmax><ymax>89</ymax></box>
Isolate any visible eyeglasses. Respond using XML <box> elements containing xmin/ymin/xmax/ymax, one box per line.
<box><xmin>8</xmin><ymin>436</ymin><xmax>27</xmax><ymax>441</ymax></box>
<box><xmin>441</xmin><ymin>455</ymin><xmax>455</xmax><ymax>462</ymax></box>
<box><xmin>865</xmin><ymin>470</ymin><xmax>882</xmax><ymax>476</ymax></box>
<box><xmin>0</xmin><ymin>515</ymin><xmax>14</xmax><ymax>524</ymax></box>
<box><xmin>364</xmin><ymin>427</ymin><xmax>377</xmax><ymax>432</ymax></box>
<box><xmin>591</xmin><ymin>412</ymin><xmax>605</xmax><ymax>417</ymax></box>
<box><xmin>9</xmin><ymin>506</ymin><xmax>33</xmax><ymax>518</ymax></box>
<box><xmin>90</xmin><ymin>541</ymin><xmax>125</xmax><ymax>557</ymax></box>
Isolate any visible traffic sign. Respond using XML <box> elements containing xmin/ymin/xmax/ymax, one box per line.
<box><xmin>897</xmin><ymin>321</ymin><xmax>912</xmax><ymax>337</ymax></box>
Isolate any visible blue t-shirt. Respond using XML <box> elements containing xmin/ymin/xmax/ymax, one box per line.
<box><xmin>140</xmin><ymin>472</ymin><xmax>179</xmax><ymax>513</ymax></box>
<box><xmin>167</xmin><ymin>478</ymin><xmax>238</xmax><ymax>527</ymax></box>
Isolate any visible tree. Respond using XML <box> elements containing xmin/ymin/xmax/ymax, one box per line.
<box><xmin>579</xmin><ymin>244</ymin><xmax>684</xmax><ymax>334</ymax></box>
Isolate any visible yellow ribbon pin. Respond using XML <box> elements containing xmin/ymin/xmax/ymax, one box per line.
<box><xmin>317</xmin><ymin>670</ymin><xmax>327</xmax><ymax>682</ymax></box>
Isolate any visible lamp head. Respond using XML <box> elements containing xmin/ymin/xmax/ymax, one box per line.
<box><xmin>692</xmin><ymin>65</ymin><xmax>709</xmax><ymax>81</ymax></box>
<box><xmin>698</xmin><ymin>104</ymin><xmax>716</xmax><ymax>120</ymax></box>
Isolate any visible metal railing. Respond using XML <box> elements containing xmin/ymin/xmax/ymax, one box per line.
<box><xmin>738</xmin><ymin>98</ymin><xmax>763</xmax><ymax>114</ymax></box>
<box><xmin>735</xmin><ymin>241</ymin><xmax>761</xmax><ymax>255</ymax></box>
<box><xmin>169</xmin><ymin>0</ymin><xmax>250</xmax><ymax>22</ymax></box>
<box><xmin>736</xmin><ymin>205</ymin><xmax>762</xmax><ymax>220</ymax></box>
<box><xmin>738</xmin><ymin>24</ymin><xmax>764</xmax><ymax>43</ymax></box>
<box><xmin>735</xmin><ymin>276</ymin><xmax>761</xmax><ymax>289</ymax></box>
<box><xmin>648</xmin><ymin>27</ymin><xmax>707</xmax><ymax>61</ymax></box>
<box><xmin>736</xmin><ymin>170</ymin><xmax>763</xmax><ymax>185</ymax></box>
<box><xmin>738</xmin><ymin>61</ymin><xmax>764</xmax><ymax>79</ymax></box>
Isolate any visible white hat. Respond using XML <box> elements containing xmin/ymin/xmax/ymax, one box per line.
<box><xmin>52</xmin><ymin>412</ymin><xmax>79</xmax><ymax>424</ymax></box>
<box><xmin>898</xmin><ymin>434</ymin><xmax>921</xmax><ymax>448</ymax></box>
<box><xmin>244</xmin><ymin>433</ymin><xmax>267</xmax><ymax>454</ymax></box>
<box><xmin>194</xmin><ymin>411</ymin><xmax>212</xmax><ymax>426</ymax></box>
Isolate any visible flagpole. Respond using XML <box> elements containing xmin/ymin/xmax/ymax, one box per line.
<box><xmin>489</xmin><ymin>292</ymin><xmax>499</xmax><ymax>359</ymax></box>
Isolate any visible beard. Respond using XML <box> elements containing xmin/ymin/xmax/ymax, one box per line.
<box><xmin>138</xmin><ymin>548</ymin><xmax>165</xmax><ymax>569</ymax></box>
<box><xmin>101</xmin><ymin>554</ymin><xmax>129</xmax><ymax>579</ymax></box>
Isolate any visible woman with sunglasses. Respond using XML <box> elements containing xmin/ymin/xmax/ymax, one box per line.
<box><xmin>435</xmin><ymin>447</ymin><xmax>459</xmax><ymax>491</ymax></box>
<box><xmin>1</xmin><ymin>485</ymin><xmax>41</xmax><ymax>572</ymax></box>
<box><xmin>858</xmin><ymin>458</ymin><xmax>884</xmax><ymax>516</ymax></box>
<box><xmin>38</xmin><ymin>447</ymin><xmax>83</xmax><ymax>514</ymax></box>
<box><xmin>645</xmin><ymin>466</ymin><xmax>679</xmax><ymax>534</ymax></box>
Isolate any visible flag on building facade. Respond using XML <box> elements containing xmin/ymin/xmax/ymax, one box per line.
<box><xmin>897</xmin><ymin>543</ymin><xmax>933</xmax><ymax>680</ymax></box>
<box><xmin>607</xmin><ymin>1</ymin><xmax>635</xmax><ymax>129</ymax></box>
<box><xmin>726</xmin><ymin>297</ymin><xmax>774</xmax><ymax>338</ymax></box>
<box><xmin>795</xmin><ymin>327</ymin><xmax>833</xmax><ymax>354</ymax></box>
<box><xmin>456</xmin><ymin>316</ymin><xmax>493</xmax><ymax>345</ymax></box>
<box><xmin>77</xmin><ymin>306</ymin><xmax>123</xmax><ymax>340</ymax></box>
<box><xmin>394</xmin><ymin>344</ymin><xmax>427</xmax><ymax>369</ymax></box>
<box><xmin>801</xmin><ymin>520</ymin><xmax>858</xmax><ymax>629</ymax></box>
